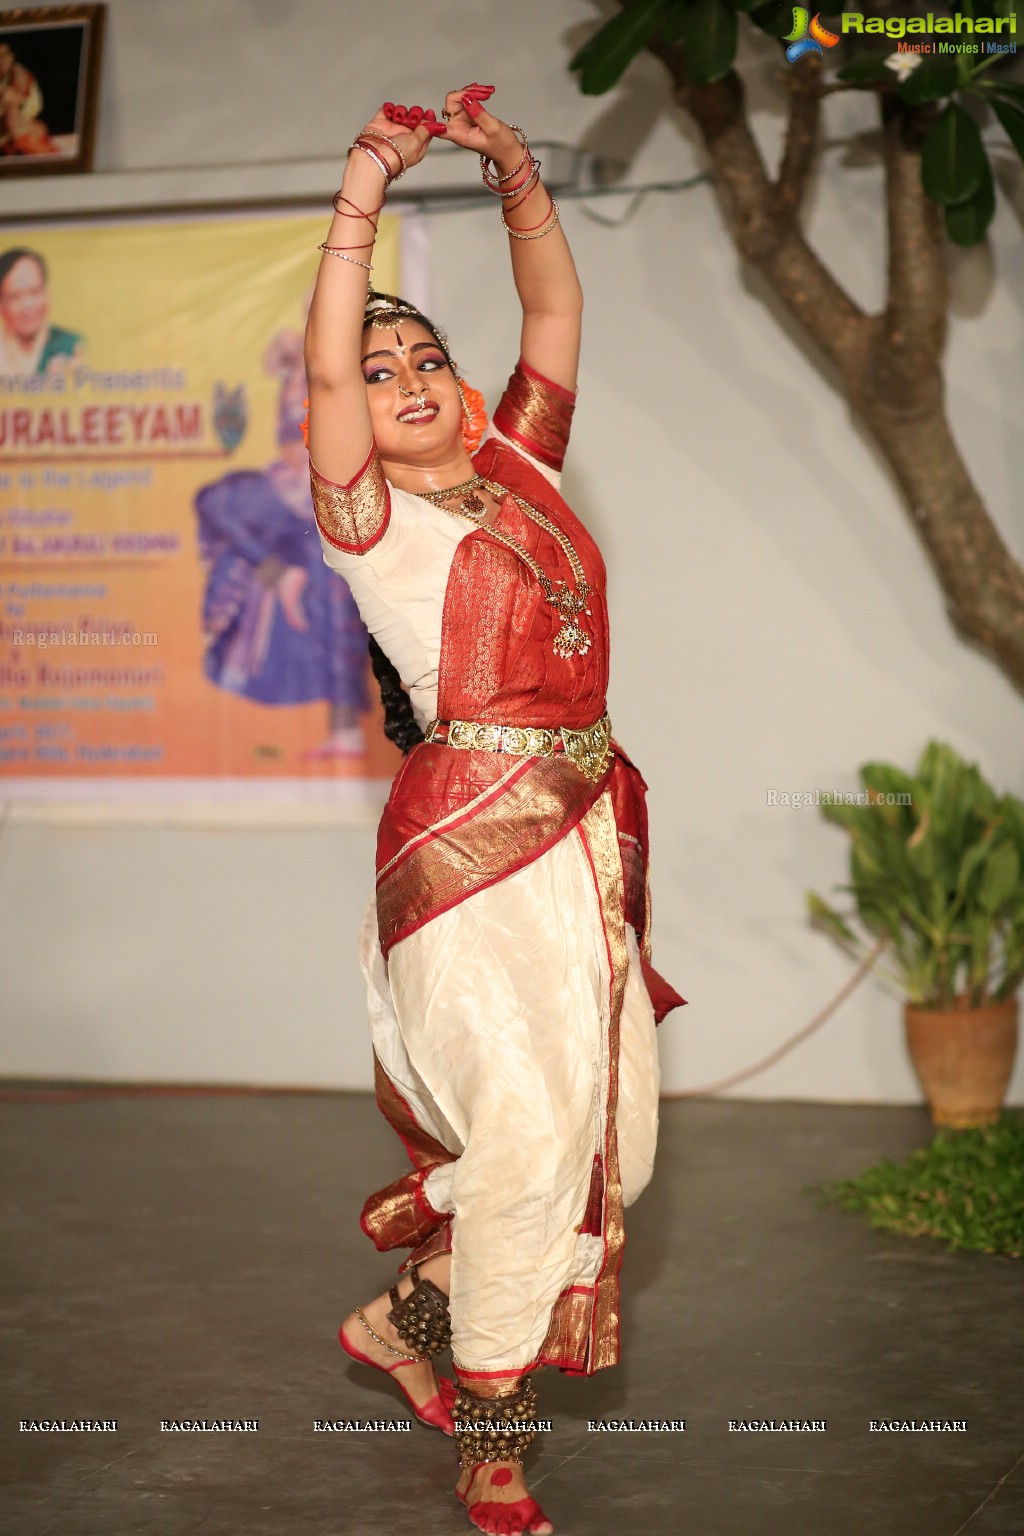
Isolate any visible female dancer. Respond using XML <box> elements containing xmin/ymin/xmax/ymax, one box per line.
<box><xmin>304</xmin><ymin>83</ymin><xmax>685</xmax><ymax>1536</ymax></box>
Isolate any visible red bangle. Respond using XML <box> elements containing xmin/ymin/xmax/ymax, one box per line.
<box><xmin>503</xmin><ymin>175</ymin><xmax>543</xmax><ymax>215</ymax></box>
<box><xmin>483</xmin><ymin>154</ymin><xmax>540</xmax><ymax>199</ymax></box>
<box><xmin>499</xmin><ymin>160</ymin><xmax>540</xmax><ymax>199</ymax></box>
<box><xmin>354</xmin><ymin>135</ymin><xmax>402</xmax><ymax>179</ymax></box>
<box><xmin>503</xmin><ymin>192</ymin><xmax>555</xmax><ymax>234</ymax></box>
<box><xmin>333</xmin><ymin>191</ymin><xmax>384</xmax><ymax>223</ymax></box>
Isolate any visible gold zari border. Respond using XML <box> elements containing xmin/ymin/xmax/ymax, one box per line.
<box><xmin>310</xmin><ymin>451</ymin><xmax>390</xmax><ymax>554</ymax></box>
<box><xmin>493</xmin><ymin>361</ymin><xmax>575</xmax><ymax>472</ymax></box>
<box><xmin>376</xmin><ymin>752</ymin><xmax>607</xmax><ymax>956</ymax></box>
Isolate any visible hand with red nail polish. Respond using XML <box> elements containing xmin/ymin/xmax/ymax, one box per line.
<box><xmin>348</xmin><ymin>99</ymin><xmax>447</xmax><ymax>185</ymax></box>
<box><xmin>438</xmin><ymin>82</ymin><xmax>518</xmax><ymax>166</ymax></box>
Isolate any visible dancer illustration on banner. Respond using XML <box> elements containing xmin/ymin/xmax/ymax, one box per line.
<box><xmin>194</xmin><ymin>325</ymin><xmax>370</xmax><ymax>759</ymax></box>
<box><xmin>0</xmin><ymin>246</ymin><xmax>83</xmax><ymax>378</ymax></box>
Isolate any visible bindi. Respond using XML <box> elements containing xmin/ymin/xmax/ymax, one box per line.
<box><xmin>394</xmin><ymin>329</ymin><xmax>407</xmax><ymax>358</ymax></box>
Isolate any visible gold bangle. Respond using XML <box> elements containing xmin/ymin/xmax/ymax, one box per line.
<box><xmin>358</xmin><ymin>127</ymin><xmax>407</xmax><ymax>180</ymax></box>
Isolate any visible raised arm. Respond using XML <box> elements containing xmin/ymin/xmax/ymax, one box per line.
<box><xmin>303</xmin><ymin>106</ymin><xmax>445</xmax><ymax>490</ymax></box>
<box><xmin>438</xmin><ymin>86</ymin><xmax>583</xmax><ymax>393</ymax></box>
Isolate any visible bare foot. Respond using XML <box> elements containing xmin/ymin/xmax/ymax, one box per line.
<box><xmin>456</xmin><ymin>1460</ymin><xmax>554</xmax><ymax>1535</ymax></box>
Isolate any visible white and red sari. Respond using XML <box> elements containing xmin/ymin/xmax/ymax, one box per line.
<box><xmin>312</xmin><ymin>359</ymin><xmax>685</xmax><ymax>1394</ymax></box>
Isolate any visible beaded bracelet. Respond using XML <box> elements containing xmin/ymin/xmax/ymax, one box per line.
<box><xmin>483</xmin><ymin>151</ymin><xmax>538</xmax><ymax>198</ymax></box>
<box><xmin>486</xmin><ymin>157</ymin><xmax>541</xmax><ymax>201</ymax></box>
<box><xmin>349</xmin><ymin>140</ymin><xmax>392</xmax><ymax>183</ymax></box>
<box><xmin>502</xmin><ymin>198</ymin><xmax>560</xmax><ymax>240</ymax></box>
<box><xmin>358</xmin><ymin>127</ymin><xmax>407</xmax><ymax>180</ymax></box>
<box><xmin>502</xmin><ymin>192</ymin><xmax>555</xmax><ymax>235</ymax></box>
<box><xmin>480</xmin><ymin>123</ymin><xmax>529</xmax><ymax>188</ymax></box>
<box><xmin>502</xmin><ymin>166</ymin><xmax>543</xmax><ymax>212</ymax></box>
<box><xmin>496</xmin><ymin>159</ymin><xmax>540</xmax><ymax>202</ymax></box>
<box><xmin>318</xmin><ymin>242</ymin><xmax>373</xmax><ymax>270</ymax></box>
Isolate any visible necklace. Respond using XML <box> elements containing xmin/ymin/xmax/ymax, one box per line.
<box><xmin>413</xmin><ymin>475</ymin><xmax>592</xmax><ymax>660</ymax></box>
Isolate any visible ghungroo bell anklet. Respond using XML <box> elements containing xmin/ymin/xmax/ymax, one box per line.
<box><xmin>385</xmin><ymin>1261</ymin><xmax>452</xmax><ymax>1358</ymax></box>
<box><xmin>452</xmin><ymin>1376</ymin><xmax>539</xmax><ymax>1470</ymax></box>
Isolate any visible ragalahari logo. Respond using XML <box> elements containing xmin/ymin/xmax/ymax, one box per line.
<box><xmin>785</xmin><ymin>8</ymin><xmax>841</xmax><ymax>62</ymax></box>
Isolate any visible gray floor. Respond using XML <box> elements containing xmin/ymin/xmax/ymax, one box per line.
<box><xmin>2</xmin><ymin>1090</ymin><xmax>1023</xmax><ymax>1536</ymax></box>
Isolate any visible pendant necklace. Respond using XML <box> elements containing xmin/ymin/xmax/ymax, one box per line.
<box><xmin>413</xmin><ymin>474</ymin><xmax>592</xmax><ymax>660</ymax></box>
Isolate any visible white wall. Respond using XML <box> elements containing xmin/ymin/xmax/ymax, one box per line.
<box><xmin>2</xmin><ymin>0</ymin><xmax>1022</xmax><ymax>1101</ymax></box>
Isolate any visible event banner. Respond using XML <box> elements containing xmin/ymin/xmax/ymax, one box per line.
<box><xmin>0</xmin><ymin>209</ymin><xmax>407</xmax><ymax>803</ymax></box>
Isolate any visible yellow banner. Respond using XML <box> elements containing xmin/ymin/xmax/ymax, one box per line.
<box><xmin>0</xmin><ymin>210</ymin><xmax>405</xmax><ymax>795</ymax></box>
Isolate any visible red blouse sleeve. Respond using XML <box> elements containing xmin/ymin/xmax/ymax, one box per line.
<box><xmin>309</xmin><ymin>442</ymin><xmax>391</xmax><ymax>556</ymax></box>
<box><xmin>491</xmin><ymin>357</ymin><xmax>576</xmax><ymax>473</ymax></box>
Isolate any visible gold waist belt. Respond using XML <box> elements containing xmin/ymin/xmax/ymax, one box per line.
<box><xmin>424</xmin><ymin>712</ymin><xmax>613</xmax><ymax>783</ymax></box>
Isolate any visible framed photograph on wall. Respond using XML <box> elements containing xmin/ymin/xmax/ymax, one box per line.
<box><xmin>0</xmin><ymin>3</ymin><xmax>105</xmax><ymax>176</ymax></box>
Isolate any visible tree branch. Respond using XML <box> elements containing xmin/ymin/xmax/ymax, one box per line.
<box><xmin>644</xmin><ymin>37</ymin><xmax>867</xmax><ymax>375</ymax></box>
<box><xmin>774</xmin><ymin>56</ymin><xmax>823</xmax><ymax>221</ymax></box>
<box><xmin>867</xmin><ymin>405</ymin><xmax>1024</xmax><ymax>681</ymax></box>
<box><xmin>880</xmin><ymin>95</ymin><xmax>948</xmax><ymax>392</ymax></box>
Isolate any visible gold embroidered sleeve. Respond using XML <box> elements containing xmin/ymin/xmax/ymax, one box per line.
<box><xmin>310</xmin><ymin>443</ymin><xmax>391</xmax><ymax>556</ymax></box>
<box><xmin>492</xmin><ymin>357</ymin><xmax>576</xmax><ymax>472</ymax></box>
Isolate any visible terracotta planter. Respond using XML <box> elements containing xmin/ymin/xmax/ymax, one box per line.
<box><xmin>904</xmin><ymin>996</ymin><xmax>1019</xmax><ymax>1128</ymax></box>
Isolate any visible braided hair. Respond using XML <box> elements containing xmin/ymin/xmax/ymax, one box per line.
<box><xmin>368</xmin><ymin>634</ymin><xmax>425</xmax><ymax>755</ymax></box>
<box><xmin>361</xmin><ymin>292</ymin><xmax>449</xmax><ymax>757</ymax></box>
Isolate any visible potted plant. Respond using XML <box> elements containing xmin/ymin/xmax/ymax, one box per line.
<box><xmin>808</xmin><ymin>741</ymin><xmax>1024</xmax><ymax>1128</ymax></box>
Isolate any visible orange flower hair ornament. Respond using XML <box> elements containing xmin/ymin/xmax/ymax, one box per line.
<box><xmin>458</xmin><ymin>377</ymin><xmax>488</xmax><ymax>455</ymax></box>
<box><xmin>299</xmin><ymin>381</ymin><xmax>488</xmax><ymax>456</ymax></box>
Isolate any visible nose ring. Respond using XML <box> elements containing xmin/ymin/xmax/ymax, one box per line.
<box><xmin>398</xmin><ymin>385</ymin><xmax>417</xmax><ymax>397</ymax></box>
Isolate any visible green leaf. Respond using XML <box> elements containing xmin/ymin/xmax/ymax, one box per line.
<box><xmin>569</xmin><ymin>0</ymin><xmax>666</xmax><ymax>95</ymax></box>
<box><xmin>658</xmin><ymin>0</ymin><xmax>690</xmax><ymax>42</ymax></box>
<box><xmin>944</xmin><ymin>151</ymin><xmax>996</xmax><ymax>244</ymax></box>
<box><xmin>747</xmin><ymin>0</ymin><xmax>794</xmax><ymax>38</ymax></box>
<box><xmin>807</xmin><ymin>892</ymin><xmax>862</xmax><ymax>949</ymax></box>
<box><xmin>982</xmin><ymin>82</ymin><xmax>1024</xmax><ymax>108</ymax></box>
<box><xmin>897</xmin><ymin>56</ymin><xmax>961</xmax><ymax>105</ymax></box>
<box><xmin>922</xmin><ymin>102</ymin><xmax>987</xmax><ymax>204</ymax></box>
<box><xmin>860</xmin><ymin>762</ymin><xmax>916</xmax><ymax>806</ymax></box>
<box><xmin>992</xmin><ymin>98</ymin><xmax>1024</xmax><ymax>163</ymax></box>
<box><xmin>836</xmin><ymin>55</ymin><xmax>892</xmax><ymax>85</ymax></box>
<box><xmin>678</xmin><ymin>0</ymin><xmax>739</xmax><ymax>83</ymax></box>
<box><xmin>979</xmin><ymin>843</ymin><xmax>1021</xmax><ymax>914</ymax></box>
